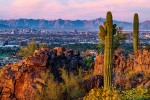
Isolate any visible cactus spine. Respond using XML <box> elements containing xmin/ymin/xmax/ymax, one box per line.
<box><xmin>133</xmin><ymin>13</ymin><xmax>139</xmax><ymax>52</ymax></box>
<box><xmin>98</xmin><ymin>11</ymin><xmax>114</xmax><ymax>90</ymax></box>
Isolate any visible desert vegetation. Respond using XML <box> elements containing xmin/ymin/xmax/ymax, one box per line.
<box><xmin>0</xmin><ymin>11</ymin><xmax>149</xmax><ymax>100</ymax></box>
<box><xmin>84</xmin><ymin>11</ymin><xmax>150</xmax><ymax>100</ymax></box>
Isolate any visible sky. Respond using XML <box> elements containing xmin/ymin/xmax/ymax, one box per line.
<box><xmin>0</xmin><ymin>0</ymin><xmax>149</xmax><ymax>22</ymax></box>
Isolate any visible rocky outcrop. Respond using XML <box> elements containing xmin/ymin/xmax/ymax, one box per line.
<box><xmin>0</xmin><ymin>61</ymin><xmax>46</xmax><ymax>100</ymax></box>
<box><xmin>94</xmin><ymin>49</ymin><xmax>150</xmax><ymax>89</ymax></box>
<box><xmin>0</xmin><ymin>47</ymin><xmax>85</xmax><ymax>100</ymax></box>
<box><xmin>84</xmin><ymin>75</ymin><xmax>103</xmax><ymax>92</ymax></box>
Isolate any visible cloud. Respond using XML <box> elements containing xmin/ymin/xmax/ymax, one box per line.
<box><xmin>0</xmin><ymin>0</ymin><xmax>42</xmax><ymax>18</ymax></box>
<box><xmin>0</xmin><ymin>0</ymin><xmax>149</xmax><ymax>22</ymax></box>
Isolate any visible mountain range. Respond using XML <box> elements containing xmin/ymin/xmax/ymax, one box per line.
<box><xmin>0</xmin><ymin>18</ymin><xmax>149</xmax><ymax>30</ymax></box>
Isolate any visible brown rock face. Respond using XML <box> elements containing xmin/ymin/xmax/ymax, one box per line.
<box><xmin>0</xmin><ymin>60</ymin><xmax>47</xmax><ymax>100</ymax></box>
<box><xmin>0</xmin><ymin>47</ymin><xmax>85</xmax><ymax>100</ymax></box>
<box><xmin>93</xmin><ymin>53</ymin><xmax>104</xmax><ymax>75</ymax></box>
<box><xmin>84</xmin><ymin>75</ymin><xmax>103</xmax><ymax>91</ymax></box>
<box><xmin>53</xmin><ymin>47</ymin><xmax>66</xmax><ymax>56</ymax></box>
<box><xmin>94</xmin><ymin>49</ymin><xmax>150</xmax><ymax>89</ymax></box>
<box><xmin>26</xmin><ymin>49</ymin><xmax>49</xmax><ymax>67</ymax></box>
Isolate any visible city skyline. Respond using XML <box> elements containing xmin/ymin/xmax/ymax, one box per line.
<box><xmin>0</xmin><ymin>0</ymin><xmax>150</xmax><ymax>22</ymax></box>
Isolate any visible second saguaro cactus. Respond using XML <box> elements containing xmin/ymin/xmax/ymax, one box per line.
<box><xmin>98</xmin><ymin>11</ymin><xmax>114</xmax><ymax>90</ymax></box>
<box><xmin>133</xmin><ymin>13</ymin><xmax>139</xmax><ymax>52</ymax></box>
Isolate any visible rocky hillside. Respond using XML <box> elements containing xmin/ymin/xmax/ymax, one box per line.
<box><xmin>0</xmin><ymin>18</ymin><xmax>149</xmax><ymax>30</ymax></box>
<box><xmin>0</xmin><ymin>47</ymin><xmax>86</xmax><ymax>100</ymax></box>
<box><xmin>0</xmin><ymin>48</ymin><xmax>150</xmax><ymax>99</ymax></box>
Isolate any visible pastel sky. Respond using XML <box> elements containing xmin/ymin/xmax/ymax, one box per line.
<box><xmin>0</xmin><ymin>0</ymin><xmax>149</xmax><ymax>22</ymax></box>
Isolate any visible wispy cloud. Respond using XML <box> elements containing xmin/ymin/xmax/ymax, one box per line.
<box><xmin>0</xmin><ymin>0</ymin><xmax>149</xmax><ymax>22</ymax></box>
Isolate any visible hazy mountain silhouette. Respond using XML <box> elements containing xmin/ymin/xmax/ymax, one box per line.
<box><xmin>0</xmin><ymin>18</ymin><xmax>149</xmax><ymax>30</ymax></box>
<box><xmin>0</xmin><ymin>24</ymin><xmax>11</xmax><ymax>28</ymax></box>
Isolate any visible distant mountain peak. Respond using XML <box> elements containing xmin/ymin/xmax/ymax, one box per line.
<box><xmin>140</xmin><ymin>20</ymin><xmax>150</xmax><ymax>30</ymax></box>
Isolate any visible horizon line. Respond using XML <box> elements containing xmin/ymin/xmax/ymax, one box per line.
<box><xmin>0</xmin><ymin>17</ymin><xmax>149</xmax><ymax>23</ymax></box>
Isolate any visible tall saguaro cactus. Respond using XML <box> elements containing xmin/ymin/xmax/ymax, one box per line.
<box><xmin>133</xmin><ymin>13</ymin><xmax>139</xmax><ymax>52</ymax></box>
<box><xmin>98</xmin><ymin>11</ymin><xmax>114</xmax><ymax>90</ymax></box>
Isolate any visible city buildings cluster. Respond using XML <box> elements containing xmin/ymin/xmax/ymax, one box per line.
<box><xmin>0</xmin><ymin>28</ymin><xmax>149</xmax><ymax>67</ymax></box>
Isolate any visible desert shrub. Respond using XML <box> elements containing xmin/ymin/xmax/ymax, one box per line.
<box><xmin>120</xmin><ymin>87</ymin><xmax>150</xmax><ymax>100</ymax></box>
<box><xmin>36</xmin><ymin>68</ymin><xmax>87</xmax><ymax>100</ymax></box>
<box><xmin>18</xmin><ymin>39</ymin><xmax>39</xmax><ymax>58</ymax></box>
<box><xmin>60</xmin><ymin>68</ymin><xmax>86</xmax><ymax>99</ymax></box>
<box><xmin>84</xmin><ymin>87</ymin><xmax>150</xmax><ymax>100</ymax></box>
<box><xmin>35</xmin><ymin>71</ymin><xmax>63</xmax><ymax>100</ymax></box>
<box><xmin>83</xmin><ymin>88</ymin><xmax>119</xmax><ymax>100</ymax></box>
<box><xmin>18</xmin><ymin>39</ymin><xmax>48</xmax><ymax>58</ymax></box>
<box><xmin>84</xmin><ymin>56</ymin><xmax>94</xmax><ymax>69</ymax></box>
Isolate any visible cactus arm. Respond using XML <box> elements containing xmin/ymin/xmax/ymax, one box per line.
<box><xmin>98</xmin><ymin>25</ymin><xmax>107</xmax><ymax>41</ymax></box>
<box><xmin>98</xmin><ymin>32</ymin><xmax>105</xmax><ymax>41</ymax></box>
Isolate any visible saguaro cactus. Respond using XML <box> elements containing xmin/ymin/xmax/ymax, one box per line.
<box><xmin>98</xmin><ymin>11</ymin><xmax>114</xmax><ymax>90</ymax></box>
<box><xmin>133</xmin><ymin>13</ymin><xmax>139</xmax><ymax>52</ymax></box>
